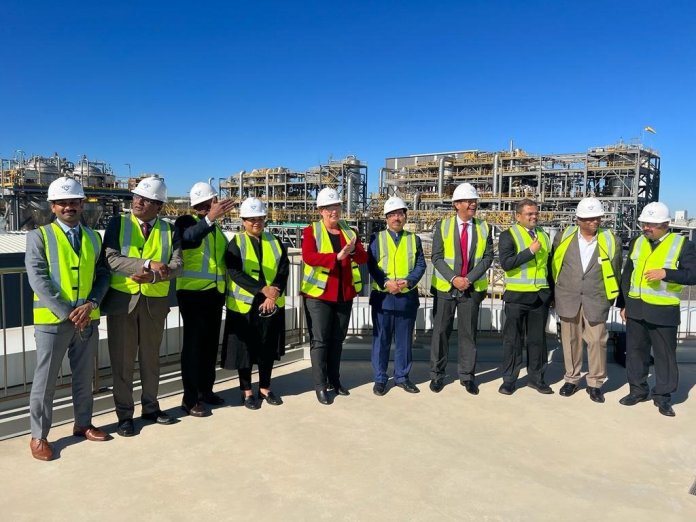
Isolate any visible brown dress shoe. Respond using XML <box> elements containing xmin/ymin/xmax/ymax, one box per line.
<box><xmin>30</xmin><ymin>438</ymin><xmax>53</xmax><ymax>461</ymax></box>
<box><xmin>73</xmin><ymin>425</ymin><xmax>112</xmax><ymax>441</ymax></box>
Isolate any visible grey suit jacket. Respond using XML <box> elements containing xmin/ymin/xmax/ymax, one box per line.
<box><xmin>25</xmin><ymin>225</ymin><xmax>111</xmax><ymax>323</ymax></box>
<box><xmin>100</xmin><ymin>214</ymin><xmax>183</xmax><ymax>316</ymax></box>
<box><xmin>552</xmin><ymin>229</ymin><xmax>622</xmax><ymax>323</ymax></box>
<box><xmin>431</xmin><ymin>216</ymin><xmax>494</xmax><ymax>299</ymax></box>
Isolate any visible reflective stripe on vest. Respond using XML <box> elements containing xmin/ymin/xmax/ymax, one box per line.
<box><xmin>504</xmin><ymin>224</ymin><xmax>550</xmax><ymax>292</ymax></box>
<box><xmin>371</xmin><ymin>230</ymin><xmax>416</xmax><ymax>293</ymax></box>
<box><xmin>431</xmin><ymin>217</ymin><xmax>490</xmax><ymax>293</ymax></box>
<box><xmin>226</xmin><ymin>231</ymin><xmax>285</xmax><ymax>313</ymax></box>
<box><xmin>33</xmin><ymin>223</ymin><xmax>101</xmax><ymax>324</ymax></box>
<box><xmin>628</xmin><ymin>233</ymin><xmax>685</xmax><ymax>305</ymax></box>
<box><xmin>176</xmin><ymin>215</ymin><xmax>228</xmax><ymax>293</ymax></box>
<box><xmin>551</xmin><ymin>225</ymin><xmax>619</xmax><ymax>300</ymax></box>
<box><xmin>110</xmin><ymin>214</ymin><xmax>173</xmax><ymax>297</ymax></box>
<box><xmin>301</xmin><ymin>220</ymin><xmax>362</xmax><ymax>297</ymax></box>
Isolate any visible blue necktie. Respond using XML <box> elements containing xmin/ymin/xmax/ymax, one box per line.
<box><xmin>68</xmin><ymin>228</ymin><xmax>80</xmax><ymax>255</ymax></box>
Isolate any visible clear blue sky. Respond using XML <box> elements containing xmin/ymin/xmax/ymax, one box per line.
<box><xmin>2</xmin><ymin>1</ymin><xmax>695</xmax><ymax>212</ymax></box>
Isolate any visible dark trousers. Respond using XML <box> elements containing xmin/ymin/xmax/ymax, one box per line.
<box><xmin>371</xmin><ymin>307</ymin><xmax>416</xmax><ymax>384</ymax></box>
<box><xmin>107</xmin><ymin>298</ymin><xmax>167</xmax><ymax>420</ymax></box>
<box><xmin>429</xmin><ymin>292</ymin><xmax>484</xmax><ymax>382</ymax></box>
<box><xmin>238</xmin><ymin>360</ymin><xmax>274</xmax><ymax>391</ymax></box>
<box><xmin>501</xmin><ymin>300</ymin><xmax>549</xmax><ymax>385</ymax></box>
<box><xmin>177</xmin><ymin>289</ymin><xmax>225</xmax><ymax>407</ymax></box>
<box><xmin>626</xmin><ymin>317</ymin><xmax>678</xmax><ymax>402</ymax></box>
<box><xmin>304</xmin><ymin>297</ymin><xmax>352</xmax><ymax>390</ymax></box>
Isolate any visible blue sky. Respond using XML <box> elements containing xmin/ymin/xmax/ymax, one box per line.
<box><xmin>2</xmin><ymin>1</ymin><xmax>695</xmax><ymax>213</ymax></box>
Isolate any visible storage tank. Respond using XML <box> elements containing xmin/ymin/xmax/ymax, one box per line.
<box><xmin>24</xmin><ymin>156</ymin><xmax>61</xmax><ymax>185</ymax></box>
<box><xmin>73</xmin><ymin>160</ymin><xmax>104</xmax><ymax>187</ymax></box>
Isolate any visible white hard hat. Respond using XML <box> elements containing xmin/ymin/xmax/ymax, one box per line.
<box><xmin>639</xmin><ymin>202</ymin><xmax>670</xmax><ymax>223</ymax></box>
<box><xmin>190</xmin><ymin>182</ymin><xmax>217</xmax><ymax>207</ymax></box>
<box><xmin>383</xmin><ymin>196</ymin><xmax>407</xmax><ymax>216</ymax></box>
<box><xmin>240</xmin><ymin>197</ymin><xmax>267</xmax><ymax>218</ymax></box>
<box><xmin>316</xmin><ymin>187</ymin><xmax>341</xmax><ymax>208</ymax></box>
<box><xmin>575</xmin><ymin>197</ymin><xmax>604</xmax><ymax>218</ymax></box>
<box><xmin>47</xmin><ymin>176</ymin><xmax>85</xmax><ymax>201</ymax></box>
<box><xmin>132</xmin><ymin>176</ymin><xmax>168</xmax><ymax>203</ymax></box>
<box><xmin>452</xmin><ymin>182</ymin><xmax>479</xmax><ymax>201</ymax></box>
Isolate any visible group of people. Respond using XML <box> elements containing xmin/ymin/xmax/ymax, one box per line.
<box><xmin>24</xmin><ymin>176</ymin><xmax>695</xmax><ymax>462</ymax></box>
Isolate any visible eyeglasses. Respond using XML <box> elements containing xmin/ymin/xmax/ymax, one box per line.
<box><xmin>133</xmin><ymin>195</ymin><xmax>159</xmax><ymax>205</ymax></box>
<box><xmin>52</xmin><ymin>199</ymin><xmax>82</xmax><ymax>207</ymax></box>
<box><xmin>386</xmin><ymin>210</ymin><xmax>406</xmax><ymax>218</ymax></box>
<box><xmin>321</xmin><ymin>204</ymin><xmax>341</xmax><ymax>212</ymax></box>
<box><xmin>243</xmin><ymin>216</ymin><xmax>265</xmax><ymax>222</ymax></box>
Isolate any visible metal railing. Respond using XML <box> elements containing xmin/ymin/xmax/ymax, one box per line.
<box><xmin>3</xmin><ymin>254</ymin><xmax>696</xmax><ymax>403</ymax></box>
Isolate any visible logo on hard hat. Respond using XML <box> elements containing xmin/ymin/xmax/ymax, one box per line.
<box><xmin>193</xmin><ymin>190</ymin><xmax>201</xmax><ymax>196</ymax></box>
<box><xmin>142</xmin><ymin>182</ymin><xmax>151</xmax><ymax>189</ymax></box>
<box><xmin>251</xmin><ymin>203</ymin><xmax>258</xmax><ymax>210</ymax></box>
<box><xmin>61</xmin><ymin>184</ymin><xmax>70</xmax><ymax>192</ymax></box>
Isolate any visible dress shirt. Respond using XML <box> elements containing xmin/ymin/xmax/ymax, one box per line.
<box><xmin>577</xmin><ymin>231</ymin><xmax>597</xmax><ymax>272</ymax></box>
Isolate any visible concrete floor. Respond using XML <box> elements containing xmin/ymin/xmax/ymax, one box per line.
<box><xmin>2</xmin><ymin>360</ymin><xmax>696</xmax><ymax>521</ymax></box>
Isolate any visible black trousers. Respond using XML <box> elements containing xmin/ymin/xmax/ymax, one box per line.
<box><xmin>501</xmin><ymin>300</ymin><xmax>549</xmax><ymax>385</ymax></box>
<box><xmin>238</xmin><ymin>361</ymin><xmax>274</xmax><ymax>391</ymax></box>
<box><xmin>626</xmin><ymin>317</ymin><xmax>678</xmax><ymax>402</ymax></box>
<box><xmin>304</xmin><ymin>297</ymin><xmax>352</xmax><ymax>390</ymax></box>
<box><xmin>429</xmin><ymin>292</ymin><xmax>485</xmax><ymax>382</ymax></box>
<box><xmin>177</xmin><ymin>289</ymin><xmax>225</xmax><ymax>407</ymax></box>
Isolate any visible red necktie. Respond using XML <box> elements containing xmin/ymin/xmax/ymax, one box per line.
<box><xmin>460</xmin><ymin>222</ymin><xmax>469</xmax><ymax>276</ymax></box>
<box><xmin>141</xmin><ymin>222</ymin><xmax>152</xmax><ymax>239</ymax></box>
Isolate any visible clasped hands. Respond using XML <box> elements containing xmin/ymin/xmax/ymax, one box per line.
<box><xmin>260</xmin><ymin>285</ymin><xmax>280</xmax><ymax>314</ymax></box>
<box><xmin>68</xmin><ymin>303</ymin><xmax>93</xmax><ymax>331</ymax></box>
<box><xmin>452</xmin><ymin>276</ymin><xmax>471</xmax><ymax>291</ymax></box>
<box><xmin>384</xmin><ymin>279</ymin><xmax>408</xmax><ymax>294</ymax></box>
<box><xmin>131</xmin><ymin>261</ymin><xmax>170</xmax><ymax>284</ymax></box>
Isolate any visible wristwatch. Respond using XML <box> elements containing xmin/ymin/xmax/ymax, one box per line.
<box><xmin>88</xmin><ymin>298</ymin><xmax>98</xmax><ymax>310</ymax></box>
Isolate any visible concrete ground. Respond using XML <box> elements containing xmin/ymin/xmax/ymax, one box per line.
<box><xmin>1</xmin><ymin>359</ymin><xmax>696</xmax><ymax>521</ymax></box>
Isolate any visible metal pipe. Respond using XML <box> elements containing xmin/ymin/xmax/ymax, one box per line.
<box><xmin>238</xmin><ymin>170</ymin><xmax>244</xmax><ymax>200</ymax></box>
<box><xmin>493</xmin><ymin>153</ymin><xmax>499</xmax><ymax>199</ymax></box>
<box><xmin>347</xmin><ymin>171</ymin><xmax>353</xmax><ymax>218</ymax></box>
<box><xmin>379</xmin><ymin>168</ymin><xmax>386</xmax><ymax>194</ymax></box>
<box><xmin>438</xmin><ymin>158</ymin><xmax>445</xmax><ymax>199</ymax></box>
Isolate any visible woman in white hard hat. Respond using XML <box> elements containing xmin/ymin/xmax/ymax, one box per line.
<box><xmin>222</xmin><ymin>197</ymin><xmax>289</xmax><ymax>409</ymax></box>
<box><xmin>300</xmin><ymin>187</ymin><xmax>368</xmax><ymax>405</ymax></box>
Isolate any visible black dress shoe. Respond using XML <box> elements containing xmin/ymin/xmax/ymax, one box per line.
<box><xmin>373</xmin><ymin>382</ymin><xmax>387</xmax><ymax>396</ymax></box>
<box><xmin>396</xmin><ymin>380</ymin><xmax>420</xmax><ymax>393</ymax></box>
<box><xmin>586</xmin><ymin>387</ymin><xmax>605</xmax><ymax>403</ymax></box>
<box><xmin>259</xmin><ymin>390</ymin><xmax>283</xmax><ymax>406</ymax></box>
<box><xmin>429</xmin><ymin>380</ymin><xmax>444</xmax><ymax>393</ymax></box>
<box><xmin>117</xmin><ymin>419</ymin><xmax>135</xmax><ymax>437</ymax></box>
<box><xmin>330</xmin><ymin>383</ymin><xmax>350</xmax><ymax>396</ymax></box>
<box><xmin>498</xmin><ymin>382</ymin><xmax>516</xmax><ymax>395</ymax></box>
<box><xmin>654</xmin><ymin>399</ymin><xmax>675</xmax><ymax>417</ymax></box>
<box><xmin>181</xmin><ymin>402</ymin><xmax>209</xmax><ymax>417</ymax></box>
<box><xmin>559</xmin><ymin>383</ymin><xmax>579</xmax><ymax>397</ymax></box>
<box><xmin>141</xmin><ymin>410</ymin><xmax>175</xmax><ymax>425</ymax></box>
<box><xmin>460</xmin><ymin>380</ymin><xmax>479</xmax><ymax>395</ymax></box>
<box><xmin>200</xmin><ymin>393</ymin><xmax>225</xmax><ymax>406</ymax></box>
<box><xmin>619</xmin><ymin>393</ymin><xmax>650</xmax><ymax>406</ymax></box>
<box><xmin>241</xmin><ymin>393</ymin><xmax>260</xmax><ymax>410</ymax></box>
<box><xmin>316</xmin><ymin>388</ymin><xmax>332</xmax><ymax>405</ymax></box>
<box><xmin>528</xmin><ymin>381</ymin><xmax>554</xmax><ymax>394</ymax></box>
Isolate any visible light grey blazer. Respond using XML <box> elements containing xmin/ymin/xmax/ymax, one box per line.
<box><xmin>552</xmin><ymin>229</ymin><xmax>622</xmax><ymax>323</ymax></box>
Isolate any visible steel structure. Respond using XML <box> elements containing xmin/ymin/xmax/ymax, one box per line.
<box><xmin>376</xmin><ymin>141</ymin><xmax>660</xmax><ymax>242</ymax></box>
<box><xmin>0</xmin><ymin>152</ymin><xmax>134</xmax><ymax>231</ymax></box>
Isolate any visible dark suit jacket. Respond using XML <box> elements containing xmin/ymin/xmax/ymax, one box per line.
<box><xmin>100</xmin><ymin>214</ymin><xmax>183</xmax><ymax>316</ymax></box>
<box><xmin>617</xmin><ymin>233</ymin><xmax>696</xmax><ymax>326</ymax></box>
<box><xmin>499</xmin><ymin>226</ymin><xmax>553</xmax><ymax>305</ymax></box>
<box><xmin>551</xmin><ymin>228</ymin><xmax>622</xmax><ymax>323</ymax></box>
<box><xmin>430</xmin><ymin>216</ymin><xmax>494</xmax><ymax>300</ymax></box>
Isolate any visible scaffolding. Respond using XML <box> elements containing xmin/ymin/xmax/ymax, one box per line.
<box><xmin>379</xmin><ymin>141</ymin><xmax>660</xmax><ymax>241</ymax></box>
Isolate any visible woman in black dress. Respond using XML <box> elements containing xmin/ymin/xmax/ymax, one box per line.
<box><xmin>221</xmin><ymin>197</ymin><xmax>289</xmax><ymax>409</ymax></box>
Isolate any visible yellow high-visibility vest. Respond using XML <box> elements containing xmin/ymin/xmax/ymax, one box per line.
<box><xmin>301</xmin><ymin>220</ymin><xmax>362</xmax><ymax>297</ymax></box>
<box><xmin>176</xmin><ymin>215</ymin><xmax>228</xmax><ymax>293</ymax></box>
<box><xmin>431</xmin><ymin>217</ymin><xmax>490</xmax><ymax>293</ymax></box>
<box><xmin>371</xmin><ymin>229</ymin><xmax>417</xmax><ymax>293</ymax></box>
<box><xmin>109</xmin><ymin>214</ymin><xmax>173</xmax><ymax>298</ymax></box>
<box><xmin>551</xmin><ymin>225</ymin><xmax>619</xmax><ymax>300</ymax></box>
<box><xmin>504</xmin><ymin>224</ymin><xmax>550</xmax><ymax>292</ymax></box>
<box><xmin>226</xmin><ymin>231</ymin><xmax>286</xmax><ymax>313</ymax></box>
<box><xmin>628</xmin><ymin>233</ymin><xmax>685</xmax><ymax>306</ymax></box>
<box><xmin>33</xmin><ymin>222</ymin><xmax>101</xmax><ymax>324</ymax></box>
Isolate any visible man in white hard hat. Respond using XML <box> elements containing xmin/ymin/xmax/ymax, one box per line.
<box><xmin>498</xmin><ymin>199</ymin><xmax>554</xmax><ymax>396</ymax></box>
<box><xmin>368</xmin><ymin>196</ymin><xmax>426</xmax><ymax>395</ymax></box>
<box><xmin>174</xmin><ymin>182</ymin><xmax>234</xmax><ymax>417</ymax></box>
<box><xmin>101</xmin><ymin>176</ymin><xmax>183</xmax><ymax>436</ymax></box>
<box><xmin>429</xmin><ymin>182</ymin><xmax>493</xmax><ymax>394</ymax></box>
<box><xmin>25</xmin><ymin>177</ymin><xmax>111</xmax><ymax>460</ymax></box>
<box><xmin>616</xmin><ymin>202</ymin><xmax>696</xmax><ymax>416</ymax></box>
<box><xmin>551</xmin><ymin>197</ymin><xmax>622</xmax><ymax>403</ymax></box>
